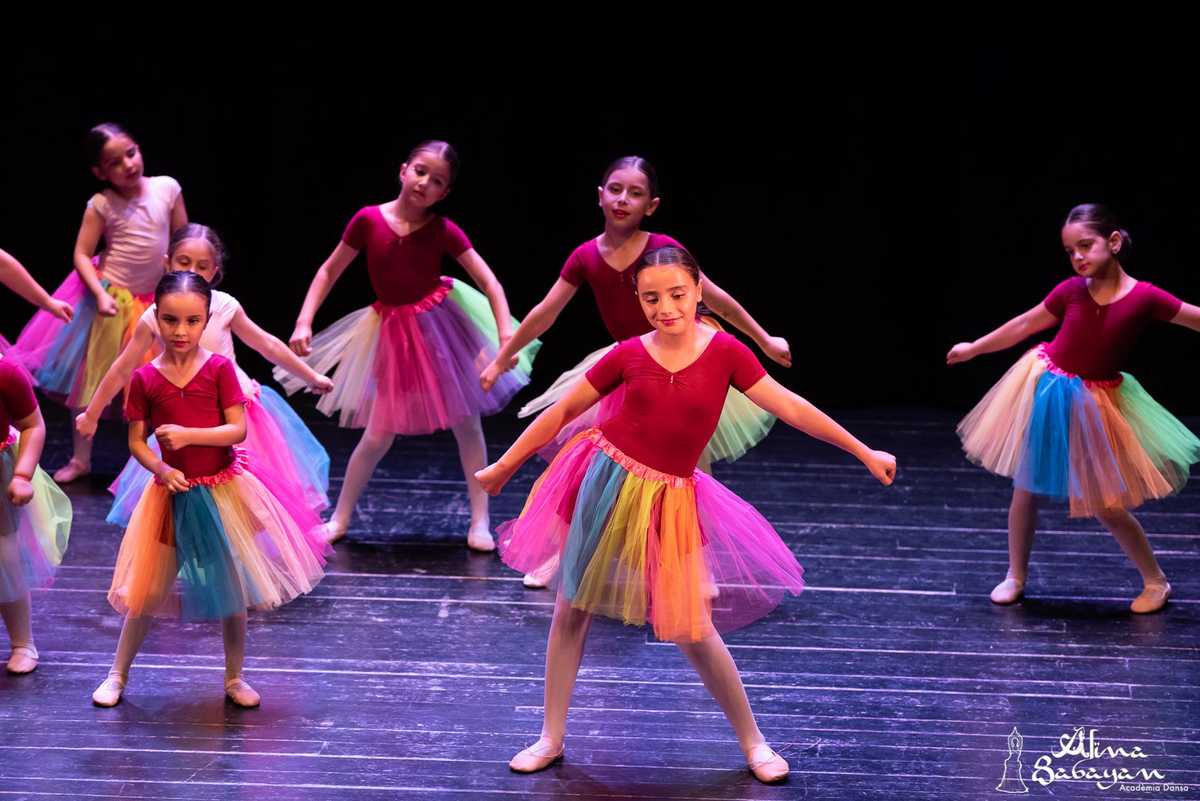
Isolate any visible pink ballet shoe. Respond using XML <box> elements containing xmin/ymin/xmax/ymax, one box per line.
<box><xmin>320</xmin><ymin>520</ymin><xmax>348</xmax><ymax>544</ymax></box>
<box><xmin>745</xmin><ymin>742</ymin><xmax>789</xmax><ymax>783</ymax></box>
<box><xmin>1131</xmin><ymin>581</ymin><xmax>1171</xmax><ymax>614</ymax></box>
<box><xmin>225</xmin><ymin>677</ymin><xmax>261</xmax><ymax>708</ymax></box>
<box><xmin>467</xmin><ymin>527</ymin><xmax>496</xmax><ymax>553</ymax></box>
<box><xmin>6</xmin><ymin>645</ymin><xmax>38</xmax><ymax>674</ymax></box>
<box><xmin>53</xmin><ymin>458</ymin><xmax>90</xmax><ymax>483</ymax></box>
<box><xmin>990</xmin><ymin>577</ymin><xmax>1025</xmax><ymax>605</ymax></box>
<box><xmin>92</xmin><ymin>672</ymin><xmax>127</xmax><ymax>707</ymax></box>
<box><xmin>509</xmin><ymin>737</ymin><xmax>564</xmax><ymax>773</ymax></box>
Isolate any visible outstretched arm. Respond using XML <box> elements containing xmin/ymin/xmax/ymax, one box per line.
<box><xmin>231</xmin><ymin>307</ymin><xmax>332</xmax><ymax>392</ymax></box>
<box><xmin>474</xmin><ymin>378</ymin><xmax>601</xmax><ymax>495</ymax></box>
<box><xmin>701</xmin><ymin>273</ymin><xmax>792</xmax><ymax>367</ymax></box>
<box><xmin>76</xmin><ymin>320</ymin><xmax>159</xmax><ymax>438</ymax></box>
<box><xmin>289</xmin><ymin>242</ymin><xmax>359</xmax><ymax>356</ymax></box>
<box><xmin>744</xmin><ymin>375</ymin><xmax>896</xmax><ymax>485</ymax></box>
<box><xmin>946</xmin><ymin>303</ymin><xmax>1058</xmax><ymax>364</ymax></box>
<box><xmin>1169</xmin><ymin>302</ymin><xmax>1200</xmax><ymax>333</ymax></box>
<box><xmin>0</xmin><ymin>249</ymin><xmax>73</xmax><ymax>322</ymax></box>
<box><xmin>481</xmin><ymin>278</ymin><xmax>578</xmax><ymax>390</ymax></box>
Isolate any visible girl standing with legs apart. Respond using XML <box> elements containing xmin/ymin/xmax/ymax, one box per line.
<box><xmin>949</xmin><ymin>204</ymin><xmax>1200</xmax><ymax>612</ymax></box>
<box><xmin>9</xmin><ymin>123</ymin><xmax>187</xmax><ymax>483</ymax></box>
<box><xmin>93</xmin><ymin>272</ymin><xmax>329</xmax><ymax>708</ymax></box>
<box><xmin>477</xmin><ymin>247</ymin><xmax>896</xmax><ymax>782</ymax></box>
<box><xmin>279</xmin><ymin>141</ymin><xmax>539</xmax><ymax>550</ymax></box>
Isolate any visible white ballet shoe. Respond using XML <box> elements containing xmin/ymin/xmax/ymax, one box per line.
<box><xmin>522</xmin><ymin>557</ymin><xmax>558</xmax><ymax>589</ymax></box>
<box><xmin>745</xmin><ymin>742</ymin><xmax>789</xmax><ymax>783</ymax></box>
<box><xmin>225</xmin><ymin>676</ymin><xmax>261</xmax><ymax>708</ymax></box>
<box><xmin>6</xmin><ymin>645</ymin><xmax>38</xmax><ymax>674</ymax></box>
<box><xmin>1131</xmin><ymin>581</ymin><xmax>1171</xmax><ymax>614</ymax></box>
<box><xmin>509</xmin><ymin>737</ymin><xmax>564</xmax><ymax>773</ymax></box>
<box><xmin>92</xmin><ymin>672</ymin><xmax>127</xmax><ymax>707</ymax></box>
<box><xmin>990</xmin><ymin>577</ymin><xmax>1025</xmax><ymax>605</ymax></box>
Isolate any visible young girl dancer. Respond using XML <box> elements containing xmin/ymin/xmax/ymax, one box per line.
<box><xmin>481</xmin><ymin>156</ymin><xmax>791</xmax><ymax>466</ymax></box>
<box><xmin>0</xmin><ymin>356</ymin><xmax>71</xmax><ymax>674</ymax></box>
<box><xmin>10</xmin><ymin>123</ymin><xmax>187</xmax><ymax>483</ymax></box>
<box><xmin>92</xmin><ymin>272</ymin><xmax>328</xmax><ymax>708</ymax></box>
<box><xmin>949</xmin><ymin>204</ymin><xmax>1200</xmax><ymax>613</ymax></box>
<box><xmin>279</xmin><ymin>140</ymin><xmax>539</xmax><ymax>549</ymax></box>
<box><xmin>0</xmin><ymin>248</ymin><xmax>75</xmax><ymax>325</ymax></box>
<box><xmin>75</xmin><ymin>225</ymin><xmax>334</xmax><ymax>522</ymax></box>
<box><xmin>477</xmin><ymin>246</ymin><xmax>896</xmax><ymax>782</ymax></box>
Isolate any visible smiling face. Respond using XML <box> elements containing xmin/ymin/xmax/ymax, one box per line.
<box><xmin>1061</xmin><ymin>221</ymin><xmax>1123</xmax><ymax>277</ymax></box>
<box><xmin>155</xmin><ymin>291</ymin><xmax>209</xmax><ymax>355</ymax></box>
<box><xmin>398</xmin><ymin>151</ymin><xmax>453</xmax><ymax>208</ymax></box>
<box><xmin>91</xmin><ymin>133</ymin><xmax>144</xmax><ymax>191</ymax></box>
<box><xmin>635</xmin><ymin>263</ymin><xmax>702</xmax><ymax>335</ymax></box>
<box><xmin>597</xmin><ymin>166</ymin><xmax>659</xmax><ymax>230</ymax></box>
<box><xmin>165</xmin><ymin>238</ymin><xmax>220</xmax><ymax>284</ymax></box>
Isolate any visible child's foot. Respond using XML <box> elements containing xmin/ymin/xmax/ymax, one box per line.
<box><xmin>225</xmin><ymin>677</ymin><xmax>261</xmax><ymax>708</ymax></box>
<box><xmin>509</xmin><ymin>737</ymin><xmax>564</xmax><ymax>773</ymax></box>
<box><xmin>467</xmin><ymin>524</ymin><xmax>496</xmax><ymax>553</ymax></box>
<box><xmin>92</xmin><ymin>671</ymin><xmax>127</xmax><ymax>707</ymax></box>
<box><xmin>5</xmin><ymin>645</ymin><xmax>38</xmax><ymax>674</ymax></box>
<box><xmin>320</xmin><ymin>520</ymin><xmax>348</xmax><ymax>544</ymax></box>
<box><xmin>522</xmin><ymin>556</ymin><xmax>559</xmax><ymax>589</ymax></box>
<box><xmin>53</xmin><ymin>458</ymin><xmax>90</xmax><ymax>483</ymax></box>
<box><xmin>1131</xmin><ymin>580</ymin><xmax>1171</xmax><ymax>614</ymax></box>
<box><xmin>745</xmin><ymin>742</ymin><xmax>789</xmax><ymax>783</ymax></box>
<box><xmin>990</xmin><ymin>576</ymin><xmax>1025</xmax><ymax>605</ymax></box>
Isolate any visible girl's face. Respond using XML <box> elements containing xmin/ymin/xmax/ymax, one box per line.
<box><xmin>1061</xmin><ymin>222</ymin><xmax>1122</xmax><ymax>277</ymax></box>
<box><xmin>636</xmin><ymin>264</ymin><xmax>701</xmax><ymax>335</ymax></box>
<box><xmin>156</xmin><ymin>292</ymin><xmax>209</xmax><ymax>354</ymax></box>
<box><xmin>597</xmin><ymin>167</ymin><xmax>659</xmax><ymax>230</ymax></box>
<box><xmin>398</xmin><ymin>152</ymin><xmax>452</xmax><ymax>208</ymax></box>
<box><xmin>92</xmin><ymin>134</ymin><xmax>144</xmax><ymax>191</ymax></box>
<box><xmin>165</xmin><ymin>239</ymin><xmax>220</xmax><ymax>283</ymax></box>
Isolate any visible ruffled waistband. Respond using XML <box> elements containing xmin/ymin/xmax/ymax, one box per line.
<box><xmin>1036</xmin><ymin>344</ymin><xmax>1123</xmax><ymax>389</ymax></box>
<box><xmin>156</xmin><ymin>447</ymin><xmax>250</xmax><ymax>489</ymax></box>
<box><xmin>371</xmin><ymin>277</ymin><xmax>453</xmax><ymax>318</ymax></box>
<box><xmin>585</xmin><ymin>428</ymin><xmax>694</xmax><ymax>489</ymax></box>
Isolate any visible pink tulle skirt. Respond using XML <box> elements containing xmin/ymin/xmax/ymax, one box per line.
<box><xmin>499</xmin><ymin>428</ymin><xmax>804</xmax><ymax>642</ymax></box>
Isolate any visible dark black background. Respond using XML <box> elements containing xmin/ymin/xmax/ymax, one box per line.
<box><xmin>4</xmin><ymin>44</ymin><xmax>1197</xmax><ymax>412</ymax></box>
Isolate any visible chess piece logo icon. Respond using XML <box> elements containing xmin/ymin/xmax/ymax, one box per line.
<box><xmin>997</xmin><ymin>727</ymin><xmax>1030</xmax><ymax>794</ymax></box>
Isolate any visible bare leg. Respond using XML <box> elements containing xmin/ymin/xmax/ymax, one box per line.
<box><xmin>677</xmin><ymin>632</ymin><xmax>788</xmax><ymax>782</ymax></box>
<box><xmin>223</xmin><ymin>614</ymin><xmax>260</xmax><ymax>706</ymax></box>
<box><xmin>510</xmin><ymin>593</ymin><xmax>592</xmax><ymax>772</ymax></box>
<box><xmin>324</xmin><ymin>423</ymin><xmax>396</xmax><ymax>542</ymax></box>
<box><xmin>450</xmin><ymin>415</ymin><xmax>494</xmax><ymax>551</ymax></box>
<box><xmin>992</xmin><ymin>488</ymin><xmax>1038</xmax><ymax>604</ymax></box>
<box><xmin>1095</xmin><ymin>507</ymin><xmax>1171</xmax><ymax>613</ymax></box>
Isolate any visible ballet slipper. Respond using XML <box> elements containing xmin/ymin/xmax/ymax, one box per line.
<box><xmin>467</xmin><ymin>526</ymin><xmax>496</xmax><ymax>553</ymax></box>
<box><xmin>53</xmin><ymin>458</ymin><xmax>90</xmax><ymax>483</ymax></box>
<box><xmin>990</xmin><ymin>577</ymin><xmax>1025</xmax><ymax>605</ymax></box>
<box><xmin>92</xmin><ymin>671</ymin><xmax>127</xmax><ymax>707</ymax></box>
<box><xmin>5</xmin><ymin>645</ymin><xmax>38</xmax><ymax>674</ymax></box>
<box><xmin>522</xmin><ymin>556</ymin><xmax>559</xmax><ymax>589</ymax></box>
<box><xmin>320</xmin><ymin>520</ymin><xmax>348</xmax><ymax>544</ymax></box>
<box><xmin>1131</xmin><ymin>580</ymin><xmax>1171</xmax><ymax>614</ymax></box>
<box><xmin>509</xmin><ymin>737</ymin><xmax>564</xmax><ymax>773</ymax></box>
<box><xmin>745</xmin><ymin>742</ymin><xmax>789</xmax><ymax>783</ymax></box>
<box><xmin>225</xmin><ymin>677</ymin><xmax>261</xmax><ymax>708</ymax></box>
